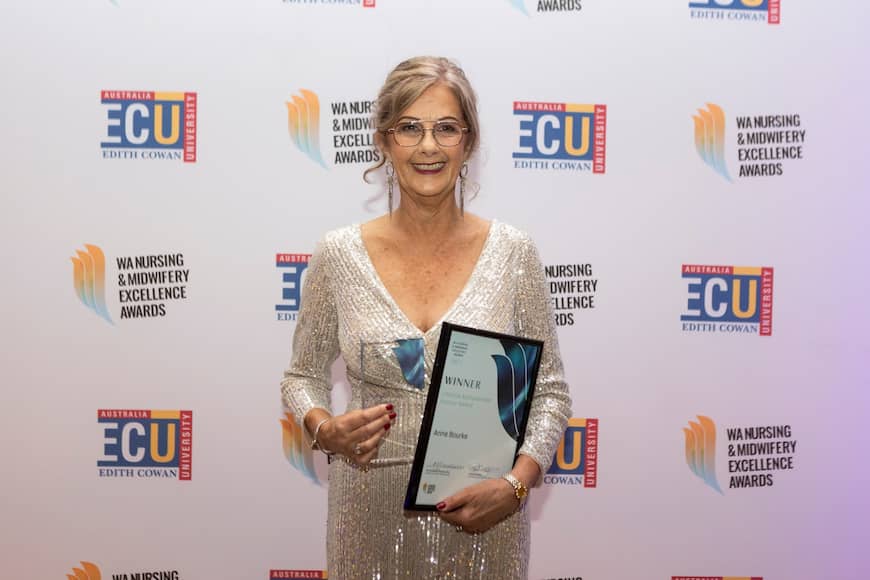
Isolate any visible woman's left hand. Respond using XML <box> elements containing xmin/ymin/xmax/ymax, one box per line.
<box><xmin>435</xmin><ymin>477</ymin><xmax>519</xmax><ymax>534</ymax></box>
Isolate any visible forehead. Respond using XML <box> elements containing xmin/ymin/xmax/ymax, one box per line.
<box><xmin>399</xmin><ymin>84</ymin><xmax>463</xmax><ymax>121</ymax></box>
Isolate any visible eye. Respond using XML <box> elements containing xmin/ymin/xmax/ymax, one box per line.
<box><xmin>435</xmin><ymin>122</ymin><xmax>461</xmax><ymax>135</ymax></box>
<box><xmin>396</xmin><ymin>122</ymin><xmax>423</xmax><ymax>136</ymax></box>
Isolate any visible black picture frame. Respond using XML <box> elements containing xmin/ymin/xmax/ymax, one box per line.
<box><xmin>404</xmin><ymin>322</ymin><xmax>544</xmax><ymax>511</ymax></box>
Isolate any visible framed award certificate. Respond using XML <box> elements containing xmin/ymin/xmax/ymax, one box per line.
<box><xmin>404</xmin><ymin>323</ymin><xmax>543</xmax><ymax>511</ymax></box>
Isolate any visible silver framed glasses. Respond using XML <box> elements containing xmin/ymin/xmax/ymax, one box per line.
<box><xmin>385</xmin><ymin>121</ymin><xmax>469</xmax><ymax>147</ymax></box>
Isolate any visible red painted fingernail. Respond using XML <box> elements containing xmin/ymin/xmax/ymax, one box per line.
<box><xmin>389</xmin><ymin>412</ymin><xmax>397</xmax><ymax>420</ymax></box>
<box><xmin>384</xmin><ymin>423</ymin><xmax>391</xmax><ymax>430</ymax></box>
<box><xmin>436</xmin><ymin>502</ymin><xmax>446</xmax><ymax>510</ymax></box>
<box><xmin>386</xmin><ymin>404</ymin><xmax>394</xmax><ymax>411</ymax></box>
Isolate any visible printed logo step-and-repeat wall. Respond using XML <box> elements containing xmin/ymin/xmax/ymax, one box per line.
<box><xmin>2</xmin><ymin>1</ymin><xmax>868</xmax><ymax>579</ymax></box>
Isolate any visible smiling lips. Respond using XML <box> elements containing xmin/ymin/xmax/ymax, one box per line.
<box><xmin>412</xmin><ymin>161</ymin><xmax>446</xmax><ymax>173</ymax></box>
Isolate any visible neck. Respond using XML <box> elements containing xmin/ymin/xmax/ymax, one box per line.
<box><xmin>392</xmin><ymin>192</ymin><xmax>463</xmax><ymax>241</ymax></box>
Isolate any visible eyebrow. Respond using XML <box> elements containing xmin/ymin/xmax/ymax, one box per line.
<box><xmin>396</xmin><ymin>116</ymin><xmax>462</xmax><ymax>123</ymax></box>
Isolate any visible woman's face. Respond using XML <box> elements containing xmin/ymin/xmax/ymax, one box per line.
<box><xmin>382</xmin><ymin>83</ymin><xmax>469</xmax><ymax>206</ymax></box>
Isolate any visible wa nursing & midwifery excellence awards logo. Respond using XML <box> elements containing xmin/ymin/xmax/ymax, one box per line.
<box><xmin>684</xmin><ymin>415</ymin><xmax>798</xmax><ymax>493</ymax></box>
<box><xmin>545</xmin><ymin>263</ymin><xmax>598</xmax><ymax>327</ymax></box>
<box><xmin>689</xmin><ymin>0</ymin><xmax>780</xmax><ymax>24</ymax></box>
<box><xmin>100</xmin><ymin>90</ymin><xmax>196</xmax><ymax>162</ymax></box>
<box><xmin>286</xmin><ymin>89</ymin><xmax>380</xmax><ymax>168</ymax></box>
<box><xmin>545</xmin><ymin>418</ymin><xmax>598</xmax><ymax>487</ymax></box>
<box><xmin>681</xmin><ymin>264</ymin><xmax>773</xmax><ymax>336</ymax></box>
<box><xmin>513</xmin><ymin>101</ymin><xmax>606</xmax><ymax>173</ymax></box>
<box><xmin>507</xmin><ymin>0</ymin><xmax>582</xmax><ymax>15</ymax></box>
<box><xmin>71</xmin><ymin>245</ymin><xmax>191</xmax><ymax>322</ymax></box>
<box><xmin>693</xmin><ymin>103</ymin><xmax>807</xmax><ymax>180</ymax></box>
<box><xmin>97</xmin><ymin>409</ymin><xmax>193</xmax><ymax>480</ymax></box>
<box><xmin>65</xmin><ymin>561</ymin><xmax>182</xmax><ymax>579</ymax></box>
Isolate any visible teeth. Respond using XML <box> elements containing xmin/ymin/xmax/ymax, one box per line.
<box><xmin>414</xmin><ymin>162</ymin><xmax>445</xmax><ymax>170</ymax></box>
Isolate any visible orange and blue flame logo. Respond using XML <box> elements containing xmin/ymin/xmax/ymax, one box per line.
<box><xmin>693</xmin><ymin>103</ymin><xmax>731</xmax><ymax>181</ymax></box>
<box><xmin>507</xmin><ymin>0</ymin><xmax>528</xmax><ymax>14</ymax></box>
<box><xmin>683</xmin><ymin>415</ymin><xmax>723</xmax><ymax>494</ymax></box>
<box><xmin>286</xmin><ymin>90</ymin><xmax>327</xmax><ymax>168</ymax></box>
<box><xmin>66</xmin><ymin>561</ymin><xmax>101</xmax><ymax>580</ymax></box>
<box><xmin>281</xmin><ymin>411</ymin><xmax>319</xmax><ymax>485</ymax></box>
<box><xmin>71</xmin><ymin>244</ymin><xmax>112</xmax><ymax>324</ymax></box>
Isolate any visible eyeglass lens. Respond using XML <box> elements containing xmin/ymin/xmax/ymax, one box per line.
<box><xmin>392</xmin><ymin>122</ymin><xmax>464</xmax><ymax>147</ymax></box>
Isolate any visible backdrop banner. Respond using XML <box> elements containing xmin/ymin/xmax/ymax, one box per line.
<box><xmin>2</xmin><ymin>1</ymin><xmax>868</xmax><ymax>579</ymax></box>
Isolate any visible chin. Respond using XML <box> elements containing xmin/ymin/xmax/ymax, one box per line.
<box><xmin>416</xmin><ymin>188</ymin><xmax>455</xmax><ymax>200</ymax></box>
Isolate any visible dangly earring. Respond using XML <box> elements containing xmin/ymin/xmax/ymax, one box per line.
<box><xmin>385</xmin><ymin>161</ymin><xmax>395</xmax><ymax>215</ymax></box>
<box><xmin>459</xmin><ymin>162</ymin><xmax>469</xmax><ymax>216</ymax></box>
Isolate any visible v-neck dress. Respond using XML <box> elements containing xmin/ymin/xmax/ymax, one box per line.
<box><xmin>281</xmin><ymin>221</ymin><xmax>572</xmax><ymax>580</ymax></box>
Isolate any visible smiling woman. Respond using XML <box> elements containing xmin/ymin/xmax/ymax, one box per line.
<box><xmin>379</xmin><ymin>84</ymin><xmax>469</xmax><ymax>206</ymax></box>
<box><xmin>280</xmin><ymin>56</ymin><xmax>572</xmax><ymax>580</ymax></box>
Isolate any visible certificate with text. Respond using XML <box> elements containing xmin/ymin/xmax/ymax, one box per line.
<box><xmin>404</xmin><ymin>323</ymin><xmax>543</xmax><ymax>511</ymax></box>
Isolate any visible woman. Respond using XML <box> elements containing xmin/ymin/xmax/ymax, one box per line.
<box><xmin>281</xmin><ymin>56</ymin><xmax>571</xmax><ymax>579</ymax></box>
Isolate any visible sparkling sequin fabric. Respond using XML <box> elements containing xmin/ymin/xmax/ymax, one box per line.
<box><xmin>281</xmin><ymin>221</ymin><xmax>572</xmax><ymax>580</ymax></box>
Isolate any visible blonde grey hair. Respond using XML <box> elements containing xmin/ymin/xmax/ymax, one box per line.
<box><xmin>364</xmin><ymin>56</ymin><xmax>480</xmax><ymax>182</ymax></box>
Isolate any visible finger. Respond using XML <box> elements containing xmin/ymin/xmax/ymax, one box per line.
<box><xmin>317</xmin><ymin>416</ymin><xmax>360</xmax><ymax>451</ymax></box>
<box><xmin>350</xmin><ymin>431</ymin><xmax>383</xmax><ymax>458</ymax></box>
<box><xmin>436</xmin><ymin>489</ymin><xmax>470</xmax><ymax>514</ymax></box>
<box><xmin>358</xmin><ymin>403</ymin><xmax>395</xmax><ymax>424</ymax></box>
<box><xmin>352</xmin><ymin>424</ymin><xmax>391</xmax><ymax>460</ymax></box>
<box><xmin>326</xmin><ymin>407</ymin><xmax>391</xmax><ymax>442</ymax></box>
<box><xmin>340</xmin><ymin>404</ymin><xmax>394</xmax><ymax>432</ymax></box>
<box><xmin>436</xmin><ymin>507</ymin><xmax>465</xmax><ymax>527</ymax></box>
<box><xmin>350</xmin><ymin>412</ymin><xmax>395</xmax><ymax>441</ymax></box>
<box><xmin>354</xmin><ymin>446</ymin><xmax>379</xmax><ymax>466</ymax></box>
<box><xmin>438</xmin><ymin>508</ymin><xmax>480</xmax><ymax>533</ymax></box>
<box><xmin>336</xmin><ymin>410</ymin><xmax>373</xmax><ymax>432</ymax></box>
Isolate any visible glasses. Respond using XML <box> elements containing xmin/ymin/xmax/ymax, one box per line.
<box><xmin>385</xmin><ymin>121</ymin><xmax>469</xmax><ymax>147</ymax></box>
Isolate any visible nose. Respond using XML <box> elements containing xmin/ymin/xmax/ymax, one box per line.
<box><xmin>418</xmin><ymin>128</ymin><xmax>439</xmax><ymax>151</ymax></box>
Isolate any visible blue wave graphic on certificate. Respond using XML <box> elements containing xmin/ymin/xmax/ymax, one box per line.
<box><xmin>491</xmin><ymin>340</ymin><xmax>539</xmax><ymax>441</ymax></box>
<box><xmin>393</xmin><ymin>338</ymin><xmax>425</xmax><ymax>389</ymax></box>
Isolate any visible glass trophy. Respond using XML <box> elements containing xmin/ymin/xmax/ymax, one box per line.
<box><xmin>358</xmin><ymin>337</ymin><xmax>425</xmax><ymax>453</ymax></box>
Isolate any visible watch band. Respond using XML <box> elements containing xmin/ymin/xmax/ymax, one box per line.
<box><xmin>501</xmin><ymin>473</ymin><xmax>529</xmax><ymax>505</ymax></box>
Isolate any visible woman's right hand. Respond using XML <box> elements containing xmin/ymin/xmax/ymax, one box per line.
<box><xmin>306</xmin><ymin>404</ymin><xmax>396</xmax><ymax>466</ymax></box>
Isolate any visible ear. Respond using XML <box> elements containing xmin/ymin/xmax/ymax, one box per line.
<box><xmin>462</xmin><ymin>137</ymin><xmax>473</xmax><ymax>162</ymax></box>
<box><xmin>374</xmin><ymin>131</ymin><xmax>390</xmax><ymax>161</ymax></box>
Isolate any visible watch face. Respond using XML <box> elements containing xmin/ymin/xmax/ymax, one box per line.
<box><xmin>504</xmin><ymin>474</ymin><xmax>527</xmax><ymax>500</ymax></box>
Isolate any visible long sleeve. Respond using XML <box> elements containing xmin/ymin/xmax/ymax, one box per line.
<box><xmin>280</xmin><ymin>236</ymin><xmax>340</xmax><ymax>423</ymax></box>
<box><xmin>514</xmin><ymin>234</ymin><xmax>572</xmax><ymax>476</ymax></box>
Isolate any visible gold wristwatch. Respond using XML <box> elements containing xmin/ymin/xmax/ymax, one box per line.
<box><xmin>501</xmin><ymin>473</ymin><xmax>529</xmax><ymax>505</ymax></box>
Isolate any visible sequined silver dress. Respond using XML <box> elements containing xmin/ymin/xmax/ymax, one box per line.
<box><xmin>281</xmin><ymin>221</ymin><xmax>571</xmax><ymax>580</ymax></box>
